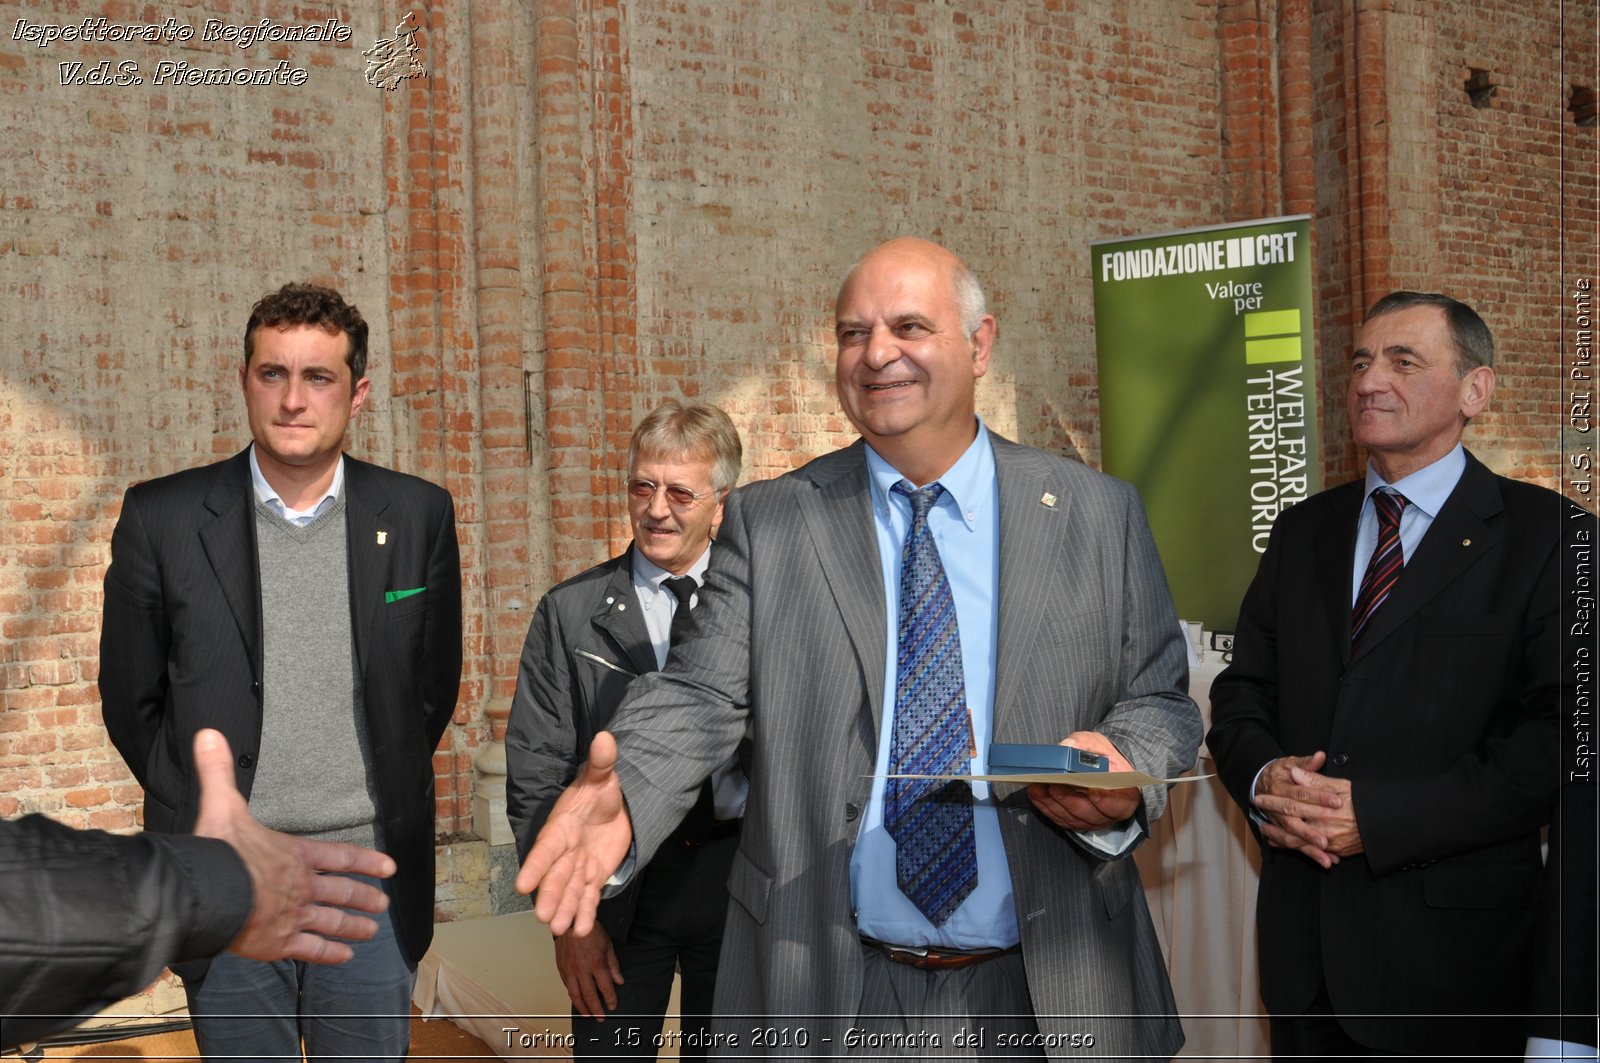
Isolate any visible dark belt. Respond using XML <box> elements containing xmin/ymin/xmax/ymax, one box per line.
<box><xmin>674</xmin><ymin>817</ymin><xmax>741</xmax><ymax>846</ymax></box>
<box><xmin>861</xmin><ymin>936</ymin><xmax>1021</xmax><ymax>971</ymax></box>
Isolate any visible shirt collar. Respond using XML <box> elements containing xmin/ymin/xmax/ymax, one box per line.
<box><xmin>248</xmin><ymin>445</ymin><xmax>345</xmax><ymax>520</ymax></box>
<box><xmin>864</xmin><ymin>418</ymin><xmax>995</xmax><ymax>532</ymax></box>
<box><xmin>630</xmin><ymin>542</ymin><xmax>713</xmax><ymax>591</ymax></box>
<box><xmin>1362</xmin><ymin>443</ymin><xmax>1466</xmax><ymax>520</ymax></box>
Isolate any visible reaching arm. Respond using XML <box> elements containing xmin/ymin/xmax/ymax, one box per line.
<box><xmin>0</xmin><ymin>730</ymin><xmax>395</xmax><ymax>1050</ymax></box>
<box><xmin>515</xmin><ymin>731</ymin><xmax>634</xmax><ymax>937</ymax></box>
<box><xmin>191</xmin><ymin>729</ymin><xmax>396</xmax><ymax>963</ymax></box>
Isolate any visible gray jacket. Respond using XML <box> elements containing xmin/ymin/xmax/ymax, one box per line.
<box><xmin>504</xmin><ymin>546</ymin><xmax>659</xmax><ymax>941</ymax></box>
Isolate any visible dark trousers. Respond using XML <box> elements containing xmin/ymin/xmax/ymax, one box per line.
<box><xmin>1270</xmin><ymin>982</ymin><xmax>1518</xmax><ymax>1062</ymax></box>
<box><xmin>572</xmin><ymin>830</ymin><xmax>738</xmax><ymax>1061</ymax></box>
<box><xmin>181</xmin><ymin>875</ymin><xmax>413</xmax><ymax>1063</ymax></box>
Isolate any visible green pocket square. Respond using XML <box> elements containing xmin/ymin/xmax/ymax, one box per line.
<box><xmin>385</xmin><ymin>587</ymin><xmax>426</xmax><ymax>604</ymax></box>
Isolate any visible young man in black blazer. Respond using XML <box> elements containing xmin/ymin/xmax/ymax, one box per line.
<box><xmin>100</xmin><ymin>282</ymin><xmax>462</xmax><ymax>1061</ymax></box>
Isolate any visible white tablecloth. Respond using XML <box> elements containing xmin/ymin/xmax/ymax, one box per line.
<box><xmin>1133</xmin><ymin>659</ymin><xmax>1270</xmax><ymax>1058</ymax></box>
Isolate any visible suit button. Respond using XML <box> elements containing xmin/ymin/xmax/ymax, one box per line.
<box><xmin>1331</xmin><ymin>752</ymin><xmax>1350</xmax><ymax>767</ymax></box>
<box><xmin>844</xmin><ymin>803</ymin><xmax>860</xmax><ymax>821</ymax></box>
<box><xmin>238</xmin><ymin>753</ymin><xmax>255</xmax><ymax>770</ymax></box>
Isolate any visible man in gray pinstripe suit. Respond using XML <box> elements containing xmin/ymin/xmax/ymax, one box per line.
<box><xmin>520</xmin><ymin>237</ymin><xmax>1201</xmax><ymax>1059</ymax></box>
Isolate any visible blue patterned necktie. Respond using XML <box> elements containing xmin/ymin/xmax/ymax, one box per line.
<box><xmin>1352</xmin><ymin>489</ymin><xmax>1409</xmax><ymax>645</ymax></box>
<box><xmin>884</xmin><ymin>481</ymin><xmax>977</xmax><ymax>926</ymax></box>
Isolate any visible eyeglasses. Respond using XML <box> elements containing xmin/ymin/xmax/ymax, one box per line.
<box><xmin>626</xmin><ymin>478</ymin><xmax>714</xmax><ymax>509</ymax></box>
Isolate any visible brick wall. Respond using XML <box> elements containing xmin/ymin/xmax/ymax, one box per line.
<box><xmin>1308</xmin><ymin>0</ymin><xmax>1597</xmax><ymax>486</ymax></box>
<box><xmin>1</xmin><ymin>1</ymin><xmax>404</xmax><ymax>829</ymax></box>
<box><xmin>0</xmin><ymin>0</ymin><xmax>1589</xmax><ymax>923</ymax></box>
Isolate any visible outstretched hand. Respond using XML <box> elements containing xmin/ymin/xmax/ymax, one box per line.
<box><xmin>191</xmin><ymin>729</ymin><xmax>397</xmax><ymax>964</ymax></box>
<box><xmin>515</xmin><ymin>730</ymin><xmax>635</xmax><ymax>937</ymax></box>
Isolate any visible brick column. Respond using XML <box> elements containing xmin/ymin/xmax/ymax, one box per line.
<box><xmin>375</xmin><ymin>3</ymin><xmax>483</xmax><ymax>835</ymax></box>
<box><xmin>468</xmin><ymin>0</ymin><xmax>542</xmax><ymax>709</ymax></box>
<box><xmin>535</xmin><ymin>0</ymin><xmax>638</xmax><ymax>584</ymax></box>
<box><xmin>1217</xmin><ymin>0</ymin><xmax>1282</xmax><ymax>220</ymax></box>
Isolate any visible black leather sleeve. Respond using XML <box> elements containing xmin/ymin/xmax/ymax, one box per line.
<box><xmin>0</xmin><ymin>815</ymin><xmax>250</xmax><ymax>1049</ymax></box>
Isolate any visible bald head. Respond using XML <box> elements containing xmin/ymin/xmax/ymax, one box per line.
<box><xmin>838</xmin><ymin>238</ymin><xmax>989</xmax><ymax>335</ymax></box>
<box><xmin>833</xmin><ymin>237</ymin><xmax>997</xmax><ymax>485</ymax></box>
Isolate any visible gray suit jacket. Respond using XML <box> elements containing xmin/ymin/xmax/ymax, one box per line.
<box><xmin>505</xmin><ymin>546</ymin><xmax>662</xmax><ymax>941</ymax></box>
<box><xmin>608</xmin><ymin>436</ymin><xmax>1201</xmax><ymax>1059</ymax></box>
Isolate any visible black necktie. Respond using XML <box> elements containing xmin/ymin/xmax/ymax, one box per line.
<box><xmin>664</xmin><ymin>575</ymin><xmax>697</xmax><ymax>646</ymax></box>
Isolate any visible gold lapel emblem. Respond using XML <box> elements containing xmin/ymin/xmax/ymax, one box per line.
<box><xmin>377</xmin><ymin>531</ymin><xmax>388</xmax><ymax>545</ymax></box>
<box><xmin>1040</xmin><ymin>492</ymin><xmax>1057</xmax><ymax>508</ymax></box>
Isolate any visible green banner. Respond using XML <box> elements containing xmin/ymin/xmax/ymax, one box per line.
<box><xmin>1092</xmin><ymin>216</ymin><xmax>1319</xmax><ymax>634</ymax></box>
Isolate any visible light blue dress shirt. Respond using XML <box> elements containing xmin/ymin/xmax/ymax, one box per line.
<box><xmin>1350</xmin><ymin>444</ymin><xmax>1466</xmax><ymax>605</ymax></box>
<box><xmin>849</xmin><ymin>423</ymin><xmax>1141</xmax><ymax>945</ymax></box>
<box><xmin>1525</xmin><ymin>1035</ymin><xmax>1599</xmax><ymax>1061</ymax></box>
<box><xmin>850</xmin><ymin>423</ymin><xmax>1017</xmax><ymax>949</ymax></box>
<box><xmin>248</xmin><ymin>445</ymin><xmax>343</xmax><ymax>525</ymax></box>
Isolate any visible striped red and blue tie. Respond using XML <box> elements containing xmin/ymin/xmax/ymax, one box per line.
<box><xmin>1351</xmin><ymin>489</ymin><xmax>1409</xmax><ymax>645</ymax></box>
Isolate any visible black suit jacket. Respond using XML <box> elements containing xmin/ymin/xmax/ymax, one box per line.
<box><xmin>503</xmin><ymin>547</ymin><xmax>663</xmax><ymax>942</ymax></box>
<box><xmin>1208</xmin><ymin>450</ymin><xmax>1586</xmax><ymax>1055</ymax></box>
<box><xmin>99</xmin><ymin>448</ymin><xmax>463</xmax><ymax>964</ymax></box>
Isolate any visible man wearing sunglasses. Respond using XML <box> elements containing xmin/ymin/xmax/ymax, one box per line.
<box><xmin>506</xmin><ymin>400</ymin><xmax>746</xmax><ymax>1060</ymax></box>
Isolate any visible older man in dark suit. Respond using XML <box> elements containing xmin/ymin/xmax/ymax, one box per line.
<box><xmin>506</xmin><ymin>400</ymin><xmax>746</xmax><ymax>1059</ymax></box>
<box><xmin>100</xmin><ymin>282</ymin><xmax>462</xmax><ymax>1061</ymax></box>
<box><xmin>516</xmin><ymin>237</ymin><xmax>1201</xmax><ymax>1059</ymax></box>
<box><xmin>1208</xmin><ymin>291</ymin><xmax>1590</xmax><ymax>1059</ymax></box>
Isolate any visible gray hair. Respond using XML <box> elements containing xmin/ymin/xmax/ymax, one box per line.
<box><xmin>951</xmin><ymin>261</ymin><xmax>988</xmax><ymax>337</ymax></box>
<box><xmin>627</xmin><ymin>400</ymin><xmax>743</xmax><ymax>493</ymax></box>
<box><xmin>1365</xmin><ymin>291</ymin><xmax>1494</xmax><ymax>376</ymax></box>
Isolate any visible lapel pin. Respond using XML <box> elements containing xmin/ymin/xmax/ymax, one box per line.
<box><xmin>1461</xmin><ymin>538</ymin><xmax>1471</xmax><ymax>547</ymax></box>
<box><xmin>1040</xmin><ymin>492</ymin><xmax>1057</xmax><ymax>508</ymax></box>
<box><xmin>376</xmin><ymin>531</ymin><xmax>388</xmax><ymax>545</ymax></box>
